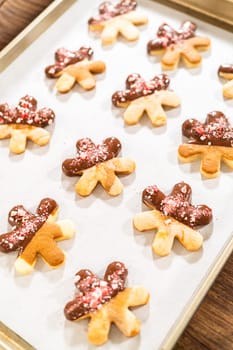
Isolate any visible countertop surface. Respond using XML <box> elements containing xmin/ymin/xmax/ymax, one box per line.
<box><xmin>175</xmin><ymin>253</ymin><xmax>233</xmax><ymax>350</ymax></box>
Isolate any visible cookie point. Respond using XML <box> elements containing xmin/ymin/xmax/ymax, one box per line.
<box><xmin>15</xmin><ymin>257</ymin><xmax>34</xmax><ymax>275</ymax></box>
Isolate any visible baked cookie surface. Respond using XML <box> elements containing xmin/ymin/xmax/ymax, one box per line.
<box><xmin>134</xmin><ymin>182</ymin><xmax>212</xmax><ymax>256</ymax></box>
<box><xmin>178</xmin><ymin>111</ymin><xmax>233</xmax><ymax>178</ymax></box>
<box><xmin>64</xmin><ymin>261</ymin><xmax>149</xmax><ymax>345</ymax></box>
<box><xmin>45</xmin><ymin>46</ymin><xmax>106</xmax><ymax>93</ymax></box>
<box><xmin>218</xmin><ymin>64</ymin><xmax>233</xmax><ymax>99</ymax></box>
<box><xmin>88</xmin><ymin>0</ymin><xmax>148</xmax><ymax>45</ymax></box>
<box><xmin>0</xmin><ymin>95</ymin><xmax>55</xmax><ymax>153</ymax></box>
<box><xmin>62</xmin><ymin>137</ymin><xmax>135</xmax><ymax>196</ymax></box>
<box><xmin>0</xmin><ymin>198</ymin><xmax>75</xmax><ymax>274</ymax></box>
<box><xmin>147</xmin><ymin>21</ymin><xmax>210</xmax><ymax>70</ymax></box>
<box><xmin>112</xmin><ymin>73</ymin><xmax>180</xmax><ymax>126</ymax></box>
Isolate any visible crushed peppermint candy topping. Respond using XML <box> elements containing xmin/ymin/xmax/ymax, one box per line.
<box><xmin>45</xmin><ymin>47</ymin><xmax>93</xmax><ymax>78</ymax></box>
<box><xmin>64</xmin><ymin>262</ymin><xmax>128</xmax><ymax>320</ymax></box>
<box><xmin>142</xmin><ymin>182</ymin><xmax>212</xmax><ymax>227</ymax></box>
<box><xmin>147</xmin><ymin>21</ymin><xmax>197</xmax><ymax>52</ymax></box>
<box><xmin>112</xmin><ymin>73</ymin><xmax>170</xmax><ymax>106</ymax></box>
<box><xmin>62</xmin><ymin>137</ymin><xmax>121</xmax><ymax>175</ymax></box>
<box><xmin>88</xmin><ymin>0</ymin><xmax>137</xmax><ymax>25</ymax></box>
<box><xmin>0</xmin><ymin>198</ymin><xmax>57</xmax><ymax>253</ymax></box>
<box><xmin>0</xmin><ymin>95</ymin><xmax>55</xmax><ymax>127</ymax></box>
<box><xmin>164</xmin><ymin>219</ymin><xmax>172</xmax><ymax>225</ymax></box>
<box><xmin>182</xmin><ymin>111</ymin><xmax>233</xmax><ymax>147</ymax></box>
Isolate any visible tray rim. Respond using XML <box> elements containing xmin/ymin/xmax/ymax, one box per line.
<box><xmin>161</xmin><ymin>233</ymin><xmax>233</xmax><ymax>350</ymax></box>
<box><xmin>0</xmin><ymin>1</ymin><xmax>233</xmax><ymax>349</ymax></box>
<box><xmin>0</xmin><ymin>0</ymin><xmax>233</xmax><ymax>73</ymax></box>
<box><xmin>0</xmin><ymin>321</ymin><xmax>35</xmax><ymax>350</ymax></box>
<box><xmin>155</xmin><ymin>0</ymin><xmax>233</xmax><ymax>32</ymax></box>
<box><xmin>0</xmin><ymin>0</ymin><xmax>76</xmax><ymax>73</ymax></box>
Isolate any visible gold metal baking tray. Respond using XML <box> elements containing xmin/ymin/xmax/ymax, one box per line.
<box><xmin>156</xmin><ymin>0</ymin><xmax>233</xmax><ymax>30</ymax></box>
<box><xmin>0</xmin><ymin>322</ymin><xmax>35</xmax><ymax>350</ymax></box>
<box><xmin>1</xmin><ymin>0</ymin><xmax>232</xmax><ymax>72</ymax></box>
<box><xmin>0</xmin><ymin>1</ymin><xmax>233</xmax><ymax>349</ymax></box>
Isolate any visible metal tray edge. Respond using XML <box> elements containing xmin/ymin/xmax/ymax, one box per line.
<box><xmin>1</xmin><ymin>0</ymin><xmax>232</xmax><ymax>74</ymax></box>
<box><xmin>155</xmin><ymin>0</ymin><xmax>233</xmax><ymax>32</ymax></box>
<box><xmin>0</xmin><ymin>0</ymin><xmax>232</xmax><ymax>349</ymax></box>
<box><xmin>0</xmin><ymin>0</ymin><xmax>76</xmax><ymax>73</ymax></box>
<box><xmin>0</xmin><ymin>322</ymin><xmax>35</xmax><ymax>350</ymax></box>
<box><xmin>161</xmin><ymin>232</ymin><xmax>233</xmax><ymax>350</ymax></box>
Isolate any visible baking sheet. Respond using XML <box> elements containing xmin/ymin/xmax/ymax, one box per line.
<box><xmin>156</xmin><ymin>0</ymin><xmax>233</xmax><ymax>30</ymax></box>
<box><xmin>0</xmin><ymin>0</ymin><xmax>233</xmax><ymax>349</ymax></box>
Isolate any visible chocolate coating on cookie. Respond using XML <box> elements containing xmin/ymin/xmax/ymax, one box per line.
<box><xmin>62</xmin><ymin>137</ymin><xmax>121</xmax><ymax>175</ymax></box>
<box><xmin>0</xmin><ymin>198</ymin><xmax>58</xmax><ymax>253</ymax></box>
<box><xmin>88</xmin><ymin>0</ymin><xmax>137</xmax><ymax>25</ymax></box>
<box><xmin>218</xmin><ymin>64</ymin><xmax>233</xmax><ymax>76</ymax></box>
<box><xmin>45</xmin><ymin>47</ymin><xmax>93</xmax><ymax>78</ymax></box>
<box><xmin>142</xmin><ymin>182</ymin><xmax>212</xmax><ymax>227</ymax></box>
<box><xmin>0</xmin><ymin>95</ymin><xmax>55</xmax><ymax>127</ymax></box>
<box><xmin>182</xmin><ymin>111</ymin><xmax>233</xmax><ymax>147</ymax></box>
<box><xmin>64</xmin><ymin>262</ymin><xmax>128</xmax><ymax>320</ymax></box>
<box><xmin>147</xmin><ymin>21</ymin><xmax>196</xmax><ymax>52</ymax></box>
<box><xmin>112</xmin><ymin>73</ymin><xmax>170</xmax><ymax>106</ymax></box>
